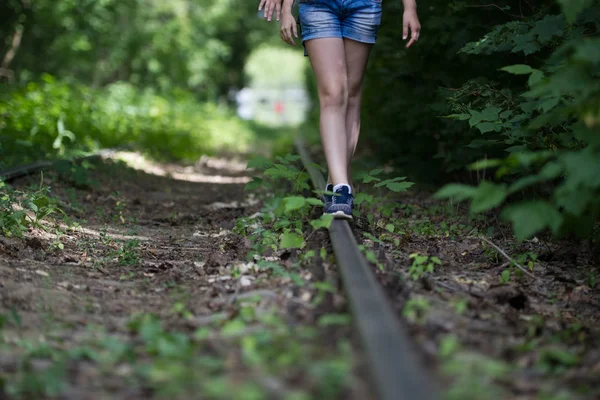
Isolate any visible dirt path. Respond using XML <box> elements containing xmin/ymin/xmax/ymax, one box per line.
<box><xmin>1</xmin><ymin>150</ymin><xmax>599</xmax><ymax>400</ymax></box>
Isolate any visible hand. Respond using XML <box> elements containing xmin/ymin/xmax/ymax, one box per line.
<box><xmin>403</xmin><ymin>9</ymin><xmax>421</xmax><ymax>48</ymax></box>
<box><xmin>258</xmin><ymin>0</ymin><xmax>282</xmax><ymax>22</ymax></box>
<box><xmin>280</xmin><ymin>12</ymin><xmax>298</xmax><ymax>46</ymax></box>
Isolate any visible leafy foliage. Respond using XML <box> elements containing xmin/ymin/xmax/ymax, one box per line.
<box><xmin>0</xmin><ymin>76</ymin><xmax>258</xmax><ymax>168</ymax></box>
<box><xmin>0</xmin><ymin>178</ymin><xmax>62</xmax><ymax>237</ymax></box>
<box><xmin>1</xmin><ymin>0</ymin><xmax>278</xmax><ymax>97</ymax></box>
<box><xmin>358</xmin><ymin>0</ymin><xmax>600</xmax><ymax>241</ymax></box>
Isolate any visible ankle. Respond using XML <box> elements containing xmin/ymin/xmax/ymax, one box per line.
<box><xmin>333</xmin><ymin>183</ymin><xmax>352</xmax><ymax>194</ymax></box>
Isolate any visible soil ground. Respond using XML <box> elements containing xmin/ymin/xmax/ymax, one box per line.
<box><xmin>0</xmin><ymin>151</ymin><xmax>598</xmax><ymax>400</ymax></box>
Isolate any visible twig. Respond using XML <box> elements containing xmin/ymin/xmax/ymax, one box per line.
<box><xmin>474</xmin><ymin>236</ymin><xmax>539</xmax><ymax>280</ymax></box>
<box><xmin>463</xmin><ymin>3</ymin><xmax>526</xmax><ymax>19</ymax></box>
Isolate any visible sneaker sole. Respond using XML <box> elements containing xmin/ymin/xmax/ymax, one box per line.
<box><xmin>329</xmin><ymin>210</ymin><xmax>353</xmax><ymax>220</ymax></box>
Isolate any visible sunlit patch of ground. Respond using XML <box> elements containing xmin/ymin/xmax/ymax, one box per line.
<box><xmin>112</xmin><ymin>151</ymin><xmax>252</xmax><ymax>184</ymax></box>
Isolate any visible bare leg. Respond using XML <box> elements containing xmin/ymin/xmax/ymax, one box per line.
<box><xmin>324</xmin><ymin>39</ymin><xmax>372</xmax><ymax>187</ymax></box>
<box><xmin>343</xmin><ymin>38</ymin><xmax>372</xmax><ymax>184</ymax></box>
<box><xmin>305</xmin><ymin>38</ymin><xmax>349</xmax><ymax>186</ymax></box>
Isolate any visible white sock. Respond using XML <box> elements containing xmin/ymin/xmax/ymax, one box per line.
<box><xmin>333</xmin><ymin>183</ymin><xmax>351</xmax><ymax>194</ymax></box>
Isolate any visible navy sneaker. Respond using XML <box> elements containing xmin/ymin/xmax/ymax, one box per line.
<box><xmin>327</xmin><ymin>184</ymin><xmax>353</xmax><ymax>220</ymax></box>
<box><xmin>323</xmin><ymin>183</ymin><xmax>334</xmax><ymax>214</ymax></box>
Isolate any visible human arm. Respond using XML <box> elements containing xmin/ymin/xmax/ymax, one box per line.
<box><xmin>402</xmin><ymin>0</ymin><xmax>421</xmax><ymax>48</ymax></box>
<box><xmin>258</xmin><ymin>0</ymin><xmax>282</xmax><ymax>22</ymax></box>
<box><xmin>279</xmin><ymin>0</ymin><xmax>298</xmax><ymax>46</ymax></box>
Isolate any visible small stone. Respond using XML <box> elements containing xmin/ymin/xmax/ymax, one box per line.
<box><xmin>240</xmin><ymin>276</ymin><xmax>252</xmax><ymax>287</ymax></box>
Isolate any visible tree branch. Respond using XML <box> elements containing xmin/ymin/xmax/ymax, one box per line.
<box><xmin>1</xmin><ymin>24</ymin><xmax>24</xmax><ymax>70</ymax></box>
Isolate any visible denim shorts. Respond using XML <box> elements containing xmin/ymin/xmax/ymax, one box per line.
<box><xmin>298</xmin><ymin>0</ymin><xmax>382</xmax><ymax>52</ymax></box>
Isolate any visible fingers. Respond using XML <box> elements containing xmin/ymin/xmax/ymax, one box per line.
<box><xmin>405</xmin><ymin>22</ymin><xmax>421</xmax><ymax>48</ymax></box>
<box><xmin>260</xmin><ymin>0</ymin><xmax>276</xmax><ymax>21</ymax></box>
<box><xmin>280</xmin><ymin>24</ymin><xmax>295</xmax><ymax>46</ymax></box>
<box><xmin>266</xmin><ymin>1</ymin><xmax>275</xmax><ymax>21</ymax></box>
<box><xmin>292</xmin><ymin>20</ymin><xmax>298</xmax><ymax>40</ymax></box>
<box><xmin>403</xmin><ymin>23</ymin><xmax>408</xmax><ymax>40</ymax></box>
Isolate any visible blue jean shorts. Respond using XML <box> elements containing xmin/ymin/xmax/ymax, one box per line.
<box><xmin>298</xmin><ymin>0</ymin><xmax>382</xmax><ymax>54</ymax></box>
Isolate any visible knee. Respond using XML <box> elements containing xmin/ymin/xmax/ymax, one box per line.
<box><xmin>319</xmin><ymin>84</ymin><xmax>348</xmax><ymax>110</ymax></box>
<box><xmin>347</xmin><ymin>85</ymin><xmax>363</xmax><ymax>108</ymax></box>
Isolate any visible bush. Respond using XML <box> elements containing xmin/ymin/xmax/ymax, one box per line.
<box><xmin>0</xmin><ymin>75</ymin><xmax>256</xmax><ymax>169</ymax></box>
<box><xmin>435</xmin><ymin>2</ymin><xmax>600</xmax><ymax>241</ymax></box>
<box><xmin>358</xmin><ymin>0</ymin><xmax>599</xmax><ymax>240</ymax></box>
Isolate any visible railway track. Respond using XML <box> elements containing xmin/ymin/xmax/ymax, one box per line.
<box><xmin>295</xmin><ymin>136</ymin><xmax>438</xmax><ymax>400</ymax></box>
<box><xmin>2</xmin><ymin>145</ymin><xmax>438</xmax><ymax>400</ymax></box>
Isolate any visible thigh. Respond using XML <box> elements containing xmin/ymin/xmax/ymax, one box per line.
<box><xmin>305</xmin><ymin>38</ymin><xmax>348</xmax><ymax>97</ymax></box>
<box><xmin>343</xmin><ymin>38</ymin><xmax>372</xmax><ymax>97</ymax></box>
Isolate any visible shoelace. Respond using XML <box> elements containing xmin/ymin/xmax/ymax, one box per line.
<box><xmin>332</xmin><ymin>192</ymin><xmax>352</xmax><ymax>205</ymax></box>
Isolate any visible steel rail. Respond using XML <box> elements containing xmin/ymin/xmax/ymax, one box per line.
<box><xmin>295</xmin><ymin>136</ymin><xmax>437</xmax><ymax>400</ymax></box>
<box><xmin>0</xmin><ymin>149</ymin><xmax>119</xmax><ymax>181</ymax></box>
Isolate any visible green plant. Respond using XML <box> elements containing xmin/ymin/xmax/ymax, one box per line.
<box><xmin>117</xmin><ymin>239</ymin><xmax>140</xmax><ymax>266</ymax></box>
<box><xmin>402</xmin><ymin>297</ymin><xmax>431</xmax><ymax>324</ymax></box>
<box><xmin>434</xmin><ymin>3</ymin><xmax>600</xmax><ymax>242</ymax></box>
<box><xmin>238</xmin><ymin>155</ymin><xmax>334</xmax><ymax>258</ymax></box>
<box><xmin>0</xmin><ymin>176</ymin><xmax>62</xmax><ymax>237</ymax></box>
<box><xmin>408</xmin><ymin>253</ymin><xmax>442</xmax><ymax>280</ymax></box>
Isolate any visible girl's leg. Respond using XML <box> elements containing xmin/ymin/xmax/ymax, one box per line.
<box><xmin>343</xmin><ymin>38</ymin><xmax>372</xmax><ymax>183</ymax></box>
<box><xmin>305</xmin><ymin>38</ymin><xmax>350</xmax><ymax>187</ymax></box>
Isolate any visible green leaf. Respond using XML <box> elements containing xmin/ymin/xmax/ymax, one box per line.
<box><xmin>501</xmin><ymin>269</ymin><xmax>511</xmax><ymax>283</ymax></box>
<box><xmin>244</xmin><ymin>177</ymin><xmax>264</xmax><ymax>191</ymax></box>
<box><xmin>469</xmin><ymin>159</ymin><xmax>502</xmax><ymax>170</ymax></box>
<box><xmin>528</xmin><ymin>70</ymin><xmax>545</xmax><ymax>87</ymax></box>
<box><xmin>511</xmin><ymin>35</ymin><xmax>541</xmax><ymax>55</ymax></box>
<box><xmin>385</xmin><ymin>223</ymin><xmax>395</xmax><ymax>233</ymax></box>
<box><xmin>476</xmin><ymin>122</ymin><xmax>498</xmax><ymax>133</ymax></box>
<box><xmin>508</xmin><ymin>162</ymin><xmax>563</xmax><ymax>194</ymax></box>
<box><xmin>353</xmin><ymin>192</ymin><xmax>374</xmax><ymax>205</ymax></box>
<box><xmin>361</xmin><ymin>175</ymin><xmax>381</xmax><ymax>183</ymax></box>
<box><xmin>318</xmin><ymin>313</ymin><xmax>351</xmax><ymax>326</ymax></box>
<box><xmin>444</xmin><ymin>113</ymin><xmax>471</xmax><ymax>120</ymax></box>
<box><xmin>501</xmin><ymin>201</ymin><xmax>563</xmax><ymax>240</ymax></box>
<box><xmin>384</xmin><ymin>181</ymin><xmax>414</xmax><ymax>192</ymax></box>
<box><xmin>537</xmin><ymin>97</ymin><xmax>560</xmax><ymax>113</ymax></box>
<box><xmin>310</xmin><ymin>214</ymin><xmax>333</xmax><ymax>230</ymax></box>
<box><xmin>374</xmin><ymin>176</ymin><xmax>407</xmax><ymax>187</ymax></box>
<box><xmin>501</xmin><ymin>64</ymin><xmax>535</xmax><ymax>75</ymax></box>
<box><xmin>434</xmin><ymin>184</ymin><xmax>477</xmax><ymax>202</ymax></box>
<box><xmin>560</xmin><ymin>147</ymin><xmax>600</xmax><ymax>189</ymax></box>
<box><xmin>554</xmin><ymin>185</ymin><xmax>592</xmax><ymax>216</ymax></box>
<box><xmin>531</xmin><ymin>15</ymin><xmax>565</xmax><ymax>43</ymax></box>
<box><xmin>246</xmin><ymin>156</ymin><xmax>271</xmax><ymax>170</ymax></box>
<box><xmin>470</xmin><ymin>182</ymin><xmax>508</xmax><ymax>213</ymax></box>
<box><xmin>283</xmin><ymin>196</ymin><xmax>307</xmax><ymax>213</ymax></box>
<box><xmin>469</xmin><ymin>107</ymin><xmax>501</xmax><ymax>127</ymax></box>
<box><xmin>280</xmin><ymin>232</ymin><xmax>305</xmax><ymax>249</ymax></box>
<box><xmin>305</xmin><ymin>197</ymin><xmax>324</xmax><ymax>206</ymax></box>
